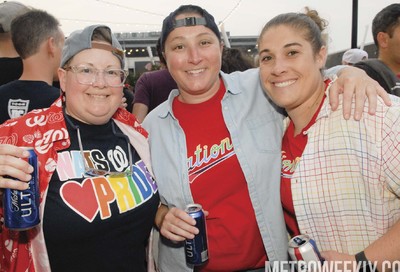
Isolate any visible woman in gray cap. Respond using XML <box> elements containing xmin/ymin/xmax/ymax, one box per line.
<box><xmin>0</xmin><ymin>25</ymin><xmax>159</xmax><ymax>272</ymax></box>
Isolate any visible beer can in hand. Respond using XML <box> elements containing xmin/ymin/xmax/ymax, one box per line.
<box><xmin>288</xmin><ymin>234</ymin><xmax>323</xmax><ymax>271</ymax></box>
<box><xmin>3</xmin><ymin>147</ymin><xmax>40</xmax><ymax>230</ymax></box>
<box><xmin>184</xmin><ymin>203</ymin><xmax>209</xmax><ymax>266</ymax></box>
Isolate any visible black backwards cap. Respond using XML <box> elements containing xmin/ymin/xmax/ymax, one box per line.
<box><xmin>160</xmin><ymin>5</ymin><xmax>221</xmax><ymax>51</ymax></box>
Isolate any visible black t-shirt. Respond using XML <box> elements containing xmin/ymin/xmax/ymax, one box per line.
<box><xmin>0</xmin><ymin>80</ymin><xmax>60</xmax><ymax>124</ymax></box>
<box><xmin>43</xmin><ymin>115</ymin><xmax>159</xmax><ymax>272</ymax></box>
<box><xmin>0</xmin><ymin>57</ymin><xmax>23</xmax><ymax>86</ymax></box>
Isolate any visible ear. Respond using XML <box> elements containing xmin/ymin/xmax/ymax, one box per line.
<box><xmin>47</xmin><ymin>37</ymin><xmax>56</xmax><ymax>57</ymax></box>
<box><xmin>317</xmin><ymin>45</ymin><xmax>328</xmax><ymax>68</ymax></box>
<box><xmin>47</xmin><ymin>36</ymin><xmax>57</xmax><ymax>57</ymax></box>
<box><xmin>377</xmin><ymin>32</ymin><xmax>389</xmax><ymax>49</ymax></box>
<box><xmin>58</xmin><ymin>67</ymin><xmax>67</xmax><ymax>91</ymax></box>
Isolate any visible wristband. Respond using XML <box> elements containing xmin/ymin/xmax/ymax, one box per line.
<box><xmin>355</xmin><ymin>251</ymin><xmax>372</xmax><ymax>272</ymax></box>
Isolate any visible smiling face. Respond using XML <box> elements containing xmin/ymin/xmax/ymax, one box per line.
<box><xmin>163</xmin><ymin>12</ymin><xmax>223</xmax><ymax>104</ymax></box>
<box><xmin>258</xmin><ymin>24</ymin><xmax>327</xmax><ymax>116</ymax></box>
<box><xmin>58</xmin><ymin>46</ymin><xmax>123</xmax><ymax>125</ymax></box>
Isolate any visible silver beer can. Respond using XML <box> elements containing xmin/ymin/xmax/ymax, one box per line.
<box><xmin>288</xmin><ymin>234</ymin><xmax>323</xmax><ymax>271</ymax></box>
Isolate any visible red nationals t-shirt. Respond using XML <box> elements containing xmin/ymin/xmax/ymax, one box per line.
<box><xmin>173</xmin><ymin>78</ymin><xmax>266</xmax><ymax>271</ymax></box>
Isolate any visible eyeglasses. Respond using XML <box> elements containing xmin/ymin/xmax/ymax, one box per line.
<box><xmin>64</xmin><ymin>65</ymin><xmax>128</xmax><ymax>87</ymax></box>
<box><xmin>64</xmin><ymin>110</ymin><xmax>133</xmax><ymax>177</ymax></box>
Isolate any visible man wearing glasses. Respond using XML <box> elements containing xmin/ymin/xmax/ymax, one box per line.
<box><xmin>0</xmin><ymin>25</ymin><xmax>159</xmax><ymax>272</ymax></box>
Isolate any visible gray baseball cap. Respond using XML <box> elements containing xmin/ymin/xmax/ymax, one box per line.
<box><xmin>61</xmin><ymin>24</ymin><xmax>125</xmax><ymax>68</ymax></box>
<box><xmin>0</xmin><ymin>1</ymin><xmax>30</xmax><ymax>33</ymax></box>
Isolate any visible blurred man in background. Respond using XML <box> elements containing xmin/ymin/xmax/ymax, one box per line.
<box><xmin>372</xmin><ymin>3</ymin><xmax>400</xmax><ymax>78</ymax></box>
<box><xmin>0</xmin><ymin>1</ymin><xmax>30</xmax><ymax>85</ymax></box>
<box><xmin>0</xmin><ymin>9</ymin><xmax>64</xmax><ymax>123</ymax></box>
<box><xmin>341</xmin><ymin>48</ymin><xmax>368</xmax><ymax>66</ymax></box>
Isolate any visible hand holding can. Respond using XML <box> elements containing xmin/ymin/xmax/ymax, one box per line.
<box><xmin>0</xmin><ymin>144</ymin><xmax>33</xmax><ymax>190</ymax></box>
<box><xmin>3</xmin><ymin>147</ymin><xmax>40</xmax><ymax>230</ymax></box>
<box><xmin>288</xmin><ymin>234</ymin><xmax>324</xmax><ymax>271</ymax></box>
<box><xmin>184</xmin><ymin>203</ymin><xmax>209</xmax><ymax>266</ymax></box>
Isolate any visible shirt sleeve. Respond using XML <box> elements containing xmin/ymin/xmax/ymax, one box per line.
<box><xmin>133</xmin><ymin>73</ymin><xmax>151</xmax><ymax>106</ymax></box>
<box><xmin>323</xmin><ymin>65</ymin><xmax>346</xmax><ymax>79</ymax></box>
<box><xmin>382</xmin><ymin>100</ymin><xmax>400</xmax><ymax>196</ymax></box>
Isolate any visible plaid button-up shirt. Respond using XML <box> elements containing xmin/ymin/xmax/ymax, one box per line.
<box><xmin>288</xmin><ymin>93</ymin><xmax>400</xmax><ymax>255</ymax></box>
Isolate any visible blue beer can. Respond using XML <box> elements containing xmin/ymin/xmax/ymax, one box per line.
<box><xmin>184</xmin><ymin>203</ymin><xmax>209</xmax><ymax>266</ymax></box>
<box><xmin>3</xmin><ymin>147</ymin><xmax>40</xmax><ymax>230</ymax></box>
